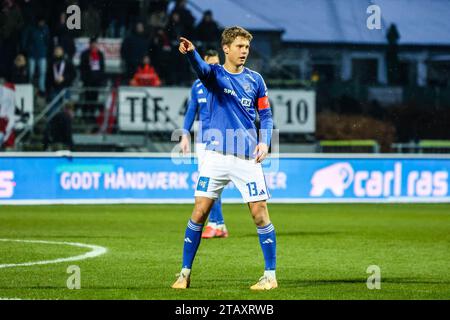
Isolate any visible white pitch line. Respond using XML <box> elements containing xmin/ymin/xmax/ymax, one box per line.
<box><xmin>0</xmin><ymin>239</ymin><xmax>107</xmax><ymax>269</ymax></box>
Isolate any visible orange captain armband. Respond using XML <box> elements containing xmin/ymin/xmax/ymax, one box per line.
<box><xmin>257</xmin><ymin>96</ymin><xmax>270</xmax><ymax>110</ymax></box>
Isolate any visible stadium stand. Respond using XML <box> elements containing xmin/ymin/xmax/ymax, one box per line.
<box><xmin>1</xmin><ymin>0</ymin><xmax>450</xmax><ymax>153</ymax></box>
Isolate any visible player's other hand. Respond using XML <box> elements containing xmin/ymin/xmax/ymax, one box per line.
<box><xmin>179</xmin><ymin>37</ymin><xmax>195</xmax><ymax>54</ymax></box>
<box><xmin>180</xmin><ymin>134</ymin><xmax>191</xmax><ymax>155</ymax></box>
<box><xmin>254</xmin><ymin>143</ymin><xmax>269</xmax><ymax>163</ymax></box>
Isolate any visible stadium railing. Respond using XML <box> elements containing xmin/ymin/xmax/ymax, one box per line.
<box><xmin>318</xmin><ymin>140</ymin><xmax>380</xmax><ymax>153</ymax></box>
<box><xmin>15</xmin><ymin>86</ymin><xmax>111</xmax><ymax>151</ymax></box>
<box><xmin>391</xmin><ymin>140</ymin><xmax>450</xmax><ymax>154</ymax></box>
<box><xmin>72</xmin><ymin>134</ymin><xmax>145</xmax><ymax>152</ymax></box>
<box><xmin>419</xmin><ymin>140</ymin><xmax>450</xmax><ymax>147</ymax></box>
<box><xmin>15</xmin><ymin>85</ymin><xmax>182</xmax><ymax>152</ymax></box>
<box><xmin>15</xmin><ymin>88</ymin><xmax>68</xmax><ymax>149</ymax></box>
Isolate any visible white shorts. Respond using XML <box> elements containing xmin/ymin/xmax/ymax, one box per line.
<box><xmin>195</xmin><ymin>143</ymin><xmax>207</xmax><ymax>170</ymax></box>
<box><xmin>194</xmin><ymin>150</ymin><xmax>270</xmax><ymax>203</ymax></box>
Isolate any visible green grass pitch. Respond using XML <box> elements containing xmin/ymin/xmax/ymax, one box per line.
<box><xmin>0</xmin><ymin>203</ymin><xmax>449</xmax><ymax>300</ymax></box>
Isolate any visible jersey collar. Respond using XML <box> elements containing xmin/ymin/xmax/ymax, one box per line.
<box><xmin>221</xmin><ymin>65</ymin><xmax>246</xmax><ymax>75</ymax></box>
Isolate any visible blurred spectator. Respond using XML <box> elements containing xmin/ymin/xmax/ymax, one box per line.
<box><xmin>22</xmin><ymin>17</ymin><xmax>50</xmax><ymax>95</ymax></box>
<box><xmin>80</xmin><ymin>37</ymin><xmax>105</xmax><ymax>103</ymax></box>
<box><xmin>121</xmin><ymin>22</ymin><xmax>150</xmax><ymax>82</ymax></box>
<box><xmin>0</xmin><ymin>0</ymin><xmax>24</xmax><ymax>41</ymax></box>
<box><xmin>0</xmin><ymin>78</ymin><xmax>16</xmax><ymax>150</ymax></box>
<box><xmin>53</xmin><ymin>12</ymin><xmax>76</xmax><ymax>60</ymax></box>
<box><xmin>130</xmin><ymin>55</ymin><xmax>161</xmax><ymax>87</ymax></box>
<box><xmin>20</xmin><ymin>0</ymin><xmax>38</xmax><ymax>28</ymax></box>
<box><xmin>103</xmin><ymin>1</ymin><xmax>129</xmax><ymax>38</ymax></box>
<box><xmin>167</xmin><ymin>12</ymin><xmax>186</xmax><ymax>43</ymax></box>
<box><xmin>0</xmin><ymin>0</ymin><xmax>24</xmax><ymax>79</ymax></box>
<box><xmin>148</xmin><ymin>0</ymin><xmax>168</xmax><ymax>12</ymax></box>
<box><xmin>147</xmin><ymin>8</ymin><xmax>168</xmax><ymax>32</ymax></box>
<box><xmin>166</xmin><ymin>12</ymin><xmax>191</xmax><ymax>85</ymax></box>
<box><xmin>106</xmin><ymin>18</ymin><xmax>127</xmax><ymax>38</ymax></box>
<box><xmin>146</xmin><ymin>0</ymin><xmax>168</xmax><ymax>33</ymax></box>
<box><xmin>150</xmin><ymin>27</ymin><xmax>172</xmax><ymax>84</ymax></box>
<box><xmin>195</xmin><ymin>10</ymin><xmax>220</xmax><ymax>51</ymax></box>
<box><xmin>81</xmin><ymin>4</ymin><xmax>101</xmax><ymax>38</ymax></box>
<box><xmin>10</xmin><ymin>54</ymin><xmax>29</xmax><ymax>84</ymax></box>
<box><xmin>43</xmin><ymin>101</ymin><xmax>74</xmax><ymax>151</ymax></box>
<box><xmin>47</xmin><ymin>46</ymin><xmax>76</xmax><ymax>102</ymax></box>
<box><xmin>169</xmin><ymin>0</ymin><xmax>195</xmax><ymax>38</ymax></box>
<box><xmin>386</xmin><ymin>24</ymin><xmax>400</xmax><ymax>85</ymax></box>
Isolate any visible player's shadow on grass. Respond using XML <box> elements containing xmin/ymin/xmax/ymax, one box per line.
<box><xmin>236</xmin><ymin>231</ymin><xmax>342</xmax><ymax>238</ymax></box>
<box><xmin>280</xmin><ymin>278</ymin><xmax>450</xmax><ymax>288</ymax></box>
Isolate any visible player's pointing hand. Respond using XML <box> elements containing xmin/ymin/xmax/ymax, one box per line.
<box><xmin>179</xmin><ymin>37</ymin><xmax>195</xmax><ymax>54</ymax></box>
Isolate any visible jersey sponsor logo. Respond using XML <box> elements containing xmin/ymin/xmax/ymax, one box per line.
<box><xmin>196</xmin><ymin>176</ymin><xmax>210</xmax><ymax>192</ymax></box>
<box><xmin>0</xmin><ymin>171</ymin><xmax>15</xmax><ymax>198</ymax></box>
<box><xmin>223</xmin><ymin>88</ymin><xmax>237</xmax><ymax>97</ymax></box>
<box><xmin>241</xmin><ymin>98</ymin><xmax>252</xmax><ymax>107</ymax></box>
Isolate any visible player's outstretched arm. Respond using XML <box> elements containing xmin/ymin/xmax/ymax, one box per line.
<box><xmin>179</xmin><ymin>37</ymin><xmax>213</xmax><ymax>82</ymax></box>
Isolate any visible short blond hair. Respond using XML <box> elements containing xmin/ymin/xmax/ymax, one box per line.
<box><xmin>221</xmin><ymin>26</ymin><xmax>253</xmax><ymax>46</ymax></box>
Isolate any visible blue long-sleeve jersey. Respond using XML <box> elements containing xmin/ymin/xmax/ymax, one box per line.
<box><xmin>186</xmin><ymin>50</ymin><xmax>273</xmax><ymax>159</ymax></box>
<box><xmin>183</xmin><ymin>79</ymin><xmax>211</xmax><ymax>143</ymax></box>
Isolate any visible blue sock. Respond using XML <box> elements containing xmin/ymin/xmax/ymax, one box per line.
<box><xmin>257</xmin><ymin>223</ymin><xmax>276</xmax><ymax>270</ymax></box>
<box><xmin>209</xmin><ymin>198</ymin><xmax>224</xmax><ymax>225</ymax></box>
<box><xmin>208</xmin><ymin>209</ymin><xmax>216</xmax><ymax>224</ymax></box>
<box><xmin>182</xmin><ymin>219</ymin><xmax>204</xmax><ymax>269</ymax></box>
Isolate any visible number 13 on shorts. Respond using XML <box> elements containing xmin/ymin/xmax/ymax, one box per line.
<box><xmin>246</xmin><ymin>182</ymin><xmax>258</xmax><ymax>197</ymax></box>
